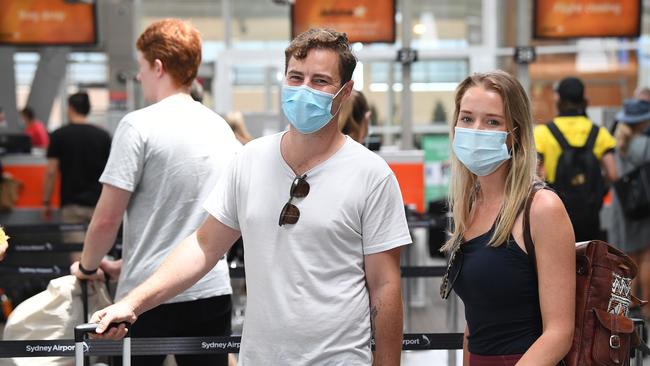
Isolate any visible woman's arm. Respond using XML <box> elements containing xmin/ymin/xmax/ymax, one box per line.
<box><xmin>517</xmin><ymin>189</ymin><xmax>576</xmax><ymax>366</ymax></box>
<box><xmin>463</xmin><ymin>325</ymin><xmax>469</xmax><ymax>366</ymax></box>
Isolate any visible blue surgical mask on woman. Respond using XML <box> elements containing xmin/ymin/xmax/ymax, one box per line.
<box><xmin>452</xmin><ymin>127</ymin><xmax>511</xmax><ymax>176</ymax></box>
<box><xmin>281</xmin><ymin>84</ymin><xmax>344</xmax><ymax>134</ymax></box>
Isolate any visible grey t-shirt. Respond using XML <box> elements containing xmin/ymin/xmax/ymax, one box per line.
<box><xmin>100</xmin><ymin>93</ymin><xmax>241</xmax><ymax>302</ymax></box>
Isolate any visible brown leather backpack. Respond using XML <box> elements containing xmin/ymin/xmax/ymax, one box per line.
<box><xmin>524</xmin><ymin>185</ymin><xmax>646</xmax><ymax>366</ymax></box>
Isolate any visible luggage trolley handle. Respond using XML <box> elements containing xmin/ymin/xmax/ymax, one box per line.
<box><xmin>74</xmin><ymin>322</ymin><xmax>131</xmax><ymax>366</ymax></box>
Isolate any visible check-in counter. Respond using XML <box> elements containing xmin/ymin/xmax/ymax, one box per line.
<box><xmin>379</xmin><ymin>149</ymin><xmax>424</xmax><ymax>213</ymax></box>
<box><xmin>1</xmin><ymin>153</ymin><xmax>60</xmax><ymax>209</ymax></box>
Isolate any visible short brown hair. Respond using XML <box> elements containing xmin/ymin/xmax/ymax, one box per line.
<box><xmin>284</xmin><ymin>28</ymin><xmax>357</xmax><ymax>86</ymax></box>
<box><xmin>136</xmin><ymin>19</ymin><xmax>202</xmax><ymax>88</ymax></box>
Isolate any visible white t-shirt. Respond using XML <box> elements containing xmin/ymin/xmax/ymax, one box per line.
<box><xmin>100</xmin><ymin>93</ymin><xmax>241</xmax><ymax>302</ymax></box>
<box><xmin>204</xmin><ymin>132</ymin><xmax>411</xmax><ymax>365</ymax></box>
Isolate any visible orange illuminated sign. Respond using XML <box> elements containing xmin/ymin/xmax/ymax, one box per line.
<box><xmin>534</xmin><ymin>0</ymin><xmax>641</xmax><ymax>39</ymax></box>
<box><xmin>0</xmin><ymin>0</ymin><xmax>96</xmax><ymax>46</ymax></box>
<box><xmin>292</xmin><ymin>0</ymin><xmax>396</xmax><ymax>44</ymax></box>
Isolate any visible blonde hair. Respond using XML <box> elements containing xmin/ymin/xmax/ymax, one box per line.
<box><xmin>615</xmin><ymin>120</ymin><xmax>650</xmax><ymax>156</ymax></box>
<box><xmin>441</xmin><ymin>70</ymin><xmax>538</xmax><ymax>252</ymax></box>
<box><xmin>634</xmin><ymin>87</ymin><xmax>650</xmax><ymax>103</ymax></box>
<box><xmin>225</xmin><ymin>111</ymin><xmax>252</xmax><ymax>144</ymax></box>
<box><xmin>614</xmin><ymin>123</ymin><xmax>634</xmax><ymax>156</ymax></box>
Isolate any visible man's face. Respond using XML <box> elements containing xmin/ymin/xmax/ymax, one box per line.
<box><xmin>0</xmin><ymin>112</ymin><xmax>5</xmax><ymax>123</ymax></box>
<box><xmin>285</xmin><ymin>48</ymin><xmax>350</xmax><ymax>115</ymax></box>
<box><xmin>136</xmin><ymin>51</ymin><xmax>157</xmax><ymax>102</ymax></box>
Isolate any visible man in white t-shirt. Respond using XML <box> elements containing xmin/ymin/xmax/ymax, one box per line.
<box><xmin>91</xmin><ymin>28</ymin><xmax>411</xmax><ymax>365</ymax></box>
<box><xmin>71</xmin><ymin>19</ymin><xmax>240</xmax><ymax>366</ymax></box>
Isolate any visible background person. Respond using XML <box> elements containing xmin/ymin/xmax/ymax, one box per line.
<box><xmin>189</xmin><ymin>79</ymin><xmax>204</xmax><ymax>103</ymax></box>
<box><xmin>634</xmin><ymin>87</ymin><xmax>650</xmax><ymax>103</ymax></box>
<box><xmin>89</xmin><ymin>27</ymin><xmax>410</xmax><ymax>366</ymax></box>
<box><xmin>20</xmin><ymin>106</ymin><xmax>49</xmax><ymax>149</ymax></box>
<box><xmin>0</xmin><ymin>241</ymin><xmax>6</xmax><ymax>260</ymax></box>
<box><xmin>534</xmin><ymin>76</ymin><xmax>617</xmax><ymax>242</ymax></box>
<box><xmin>338</xmin><ymin>89</ymin><xmax>371</xmax><ymax>144</ymax></box>
<box><xmin>71</xmin><ymin>18</ymin><xmax>241</xmax><ymax>366</ymax></box>
<box><xmin>224</xmin><ymin>111</ymin><xmax>253</xmax><ymax>144</ymax></box>
<box><xmin>0</xmin><ymin>106</ymin><xmax>7</xmax><ymax>128</ymax></box>
<box><xmin>609</xmin><ymin>99</ymin><xmax>650</xmax><ymax>319</ymax></box>
<box><xmin>441</xmin><ymin>70</ymin><xmax>575</xmax><ymax>365</ymax></box>
<box><xmin>0</xmin><ymin>227</ymin><xmax>8</xmax><ymax>261</ymax></box>
<box><xmin>634</xmin><ymin>87</ymin><xmax>650</xmax><ymax>137</ymax></box>
<box><xmin>43</xmin><ymin>91</ymin><xmax>111</xmax><ymax>249</ymax></box>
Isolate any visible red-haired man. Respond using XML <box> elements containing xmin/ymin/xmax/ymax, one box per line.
<box><xmin>72</xmin><ymin>19</ymin><xmax>240</xmax><ymax>366</ymax></box>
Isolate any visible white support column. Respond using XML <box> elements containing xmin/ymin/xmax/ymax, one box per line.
<box><xmin>470</xmin><ymin>0</ymin><xmax>498</xmax><ymax>73</ymax></box>
<box><xmin>222</xmin><ymin>0</ymin><xmax>233</xmax><ymax>49</ymax></box>
<box><xmin>214</xmin><ymin>53</ymin><xmax>233</xmax><ymax>115</ymax></box>
<box><xmin>0</xmin><ymin>47</ymin><xmax>20</xmax><ymax>132</ymax></box>
<box><xmin>637</xmin><ymin>38</ymin><xmax>650</xmax><ymax>89</ymax></box>
<box><xmin>102</xmin><ymin>0</ymin><xmax>138</xmax><ymax>133</ymax></box>
<box><xmin>215</xmin><ymin>0</ymin><xmax>234</xmax><ymax>114</ymax></box>
<box><xmin>516</xmin><ymin>0</ymin><xmax>532</xmax><ymax>91</ymax></box>
<box><xmin>27</xmin><ymin>47</ymin><xmax>70</xmax><ymax>127</ymax></box>
<box><xmin>400</xmin><ymin>0</ymin><xmax>414</xmax><ymax>150</ymax></box>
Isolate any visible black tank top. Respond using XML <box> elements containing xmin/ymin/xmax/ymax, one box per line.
<box><xmin>452</xmin><ymin>224</ymin><xmax>543</xmax><ymax>355</ymax></box>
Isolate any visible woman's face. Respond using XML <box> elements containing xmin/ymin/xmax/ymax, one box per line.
<box><xmin>456</xmin><ymin>86</ymin><xmax>507</xmax><ymax>133</ymax></box>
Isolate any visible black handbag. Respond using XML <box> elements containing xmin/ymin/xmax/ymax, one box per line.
<box><xmin>613</xmin><ymin>144</ymin><xmax>650</xmax><ymax>219</ymax></box>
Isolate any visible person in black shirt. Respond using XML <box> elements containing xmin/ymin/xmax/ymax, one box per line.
<box><xmin>440</xmin><ymin>71</ymin><xmax>575</xmax><ymax>365</ymax></box>
<box><xmin>43</xmin><ymin>92</ymin><xmax>111</xmax><ymax>249</ymax></box>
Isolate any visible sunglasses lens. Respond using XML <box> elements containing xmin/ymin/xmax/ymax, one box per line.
<box><xmin>279</xmin><ymin>202</ymin><xmax>300</xmax><ymax>226</ymax></box>
<box><xmin>280</xmin><ymin>176</ymin><xmax>309</xmax><ymax>226</ymax></box>
<box><xmin>291</xmin><ymin>177</ymin><xmax>310</xmax><ymax>198</ymax></box>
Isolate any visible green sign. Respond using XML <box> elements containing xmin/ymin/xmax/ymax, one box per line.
<box><xmin>422</xmin><ymin>134</ymin><xmax>450</xmax><ymax>203</ymax></box>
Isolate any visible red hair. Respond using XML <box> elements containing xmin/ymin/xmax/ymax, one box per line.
<box><xmin>136</xmin><ymin>19</ymin><xmax>201</xmax><ymax>88</ymax></box>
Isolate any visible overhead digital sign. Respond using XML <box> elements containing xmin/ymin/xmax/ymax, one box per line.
<box><xmin>0</xmin><ymin>0</ymin><xmax>97</xmax><ymax>46</ymax></box>
<box><xmin>292</xmin><ymin>0</ymin><xmax>396</xmax><ymax>44</ymax></box>
<box><xmin>534</xmin><ymin>0</ymin><xmax>641</xmax><ymax>39</ymax></box>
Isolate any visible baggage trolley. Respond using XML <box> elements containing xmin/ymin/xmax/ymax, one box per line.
<box><xmin>74</xmin><ymin>322</ymin><xmax>131</xmax><ymax>366</ymax></box>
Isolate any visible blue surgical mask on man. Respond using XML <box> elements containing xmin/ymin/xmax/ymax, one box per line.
<box><xmin>281</xmin><ymin>84</ymin><xmax>344</xmax><ymax>134</ymax></box>
<box><xmin>452</xmin><ymin>127</ymin><xmax>511</xmax><ymax>176</ymax></box>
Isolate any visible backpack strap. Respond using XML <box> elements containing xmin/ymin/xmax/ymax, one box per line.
<box><xmin>546</xmin><ymin>121</ymin><xmax>570</xmax><ymax>151</ymax></box>
<box><xmin>548</xmin><ymin>120</ymin><xmax>600</xmax><ymax>152</ymax></box>
<box><xmin>523</xmin><ymin>182</ymin><xmax>546</xmax><ymax>273</ymax></box>
<box><xmin>584</xmin><ymin>124</ymin><xmax>600</xmax><ymax>151</ymax></box>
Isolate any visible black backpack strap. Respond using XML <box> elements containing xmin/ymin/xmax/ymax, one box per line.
<box><xmin>547</xmin><ymin>121</ymin><xmax>570</xmax><ymax>150</ymax></box>
<box><xmin>523</xmin><ymin>182</ymin><xmax>545</xmax><ymax>273</ymax></box>
<box><xmin>584</xmin><ymin>124</ymin><xmax>599</xmax><ymax>151</ymax></box>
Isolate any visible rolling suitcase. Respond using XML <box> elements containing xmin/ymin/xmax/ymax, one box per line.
<box><xmin>74</xmin><ymin>322</ymin><xmax>130</xmax><ymax>366</ymax></box>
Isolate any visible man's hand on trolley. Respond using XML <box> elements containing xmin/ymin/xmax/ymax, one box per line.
<box><xmin>89</xmin><ymin>302</ymin><xmax>138</xmax><ymax>340</ymax></box>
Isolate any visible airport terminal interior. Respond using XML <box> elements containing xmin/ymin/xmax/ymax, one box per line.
<box><xmin>2</xmin><ymin>0</ymin><xmax>650</xmax><ymax>365</ymax></box>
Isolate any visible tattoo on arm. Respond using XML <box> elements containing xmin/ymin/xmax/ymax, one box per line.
<box><xmin>370</xmin><ymin>305</ymin><xmax>378</xmax><ymax>338</ymax></box>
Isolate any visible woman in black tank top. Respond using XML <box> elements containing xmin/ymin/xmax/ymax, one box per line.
<box><xmin>440</xmin><ymin>71</ymin><xmax>576</xmax><ymax>366</ymax></box>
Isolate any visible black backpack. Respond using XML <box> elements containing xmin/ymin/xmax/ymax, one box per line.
<box><xmin>546</xmin><ymin>121</ymin><xmax>605</xmax><ymax>218</ymax></box>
